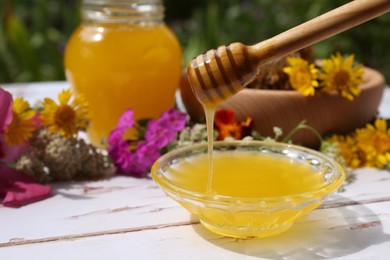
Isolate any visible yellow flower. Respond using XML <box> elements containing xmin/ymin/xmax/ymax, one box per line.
<box><xmin>41</xmin><ymin>89</ymin><xmax>89</xmax><ymax>138</ymax></box>
<box><xmin>376</xmin><ymin>153</ymin><xmax>390</xmax><ymax>169</ymax></box>
<box><xmin>319</xmin><ymin>52</ymin><xmax>364</xmax><ymax>101</ymax></box>
<box><xmin>355</xmin><ymin>118</ymin><xmax>390</xmax><ymax>168</ymax></box>
<box><xmin>328</xmin><ymin>134</ymin><xmax>361</xmax><ymax>168</ymax></box>
<box><xmin>4</xmin><ymin>97</ymin><xmax>37</xmax><ymax>145</ymax></box>
<box><xmin>283</xmin><ymin>56</ymin><xmax>319</xmax><ymax>96</ymax></box>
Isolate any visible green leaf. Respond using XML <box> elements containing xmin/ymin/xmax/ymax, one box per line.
<box><xmin>5</xmin><ymin>15</ymin><xmax>43</xmax><ymax>81</ymax></box>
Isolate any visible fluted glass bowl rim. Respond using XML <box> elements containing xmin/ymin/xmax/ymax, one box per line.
<box><xmin>151</xmin><ymin>140</ymin><xmax>346</xmax><ymax>205</ymax></box>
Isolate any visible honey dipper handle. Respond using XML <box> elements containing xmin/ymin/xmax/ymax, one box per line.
<box><xmin>250</xmin><ymin>0</ymin><xmax>390</xmax><ymax>64</ymax></box>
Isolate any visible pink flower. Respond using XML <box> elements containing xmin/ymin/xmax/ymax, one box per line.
<box><xmin>107</xmin><ymin>109</ymin><xmax>140</xmax><ymax>176</ymax></box>
<box><xmin>161</xmin><ymin>108</ymin><xmax>187</xmax><ymax>131</ymax></box>
<box><xmin>144</xmin><ymin>109</ymin><xmax>186</xmax><ymax>149</ymax></box>
<box><xmin>0</xmin><ymin>88</ymin><xmax>13</xmax><ymax>133</ymax></box>
<box><xmin>108</xmin><ymin>139</ymin><xmax>133</xmax><ymax>172</ymax></box>
<box><xmin>116</xmin><ymin>109</ymin><xmax>135</xmax><ymax>129</ymax></box>
<box><xmin>0</xmin><ymin>88</ymin><xmax>41</xmax><ymax>162</ymax></box>
<box><xmin>0</xmin><ymin>88</ymin><xmax>20</xmax><ymax>162</ymax></box>
<box><xmin>0</xmin><ymin>163</ymin><xmax>52</xmax><ymax>208</ymax></box>
<box><xmin>107</xmin><ymin>108</ymin><xmax>186</xmax><ymax>177</ymax></box>
<box><xmin>144</xmin><ymin>118</ymin><xmax>176</xmax><ymax>149</ymax></box>
<box><xmin>135</xmin><ymin>141</ymin><xmax>160</xmax><ymax>170</ymax></box>
<box><xmin>108</xmin><ymin>128</ymin><xmax>127</xmax><ymax>147</ymax></box>
<box><xmin>0</xmin><ymin>135</ymin><xmax>27</xmax><ymax>163</ymax></box>
<box><xmin>112</xmin><ymin>141</ymin><xmax>160</xmax><ymax>177</ymax></box>
<box><xmin>123</xmin><ymin>144</ymin><xmax>160</xmax><ymax>177</ymax></box>
<box><xmin>108</xmin><ymin>109</ymin><xmax>135</xmax><ymax>146</ymax></box>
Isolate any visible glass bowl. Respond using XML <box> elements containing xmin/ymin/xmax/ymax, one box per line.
<box><xmin>151</xmin><ymin>141</ymin><xmax>345</xmax><ymax>238</ymax></box>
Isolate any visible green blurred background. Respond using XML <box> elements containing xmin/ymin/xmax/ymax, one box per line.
<box><xmin>1</xmin><ymin>0</ymin><xmax>389</xmax><ymax>84</ymax></box>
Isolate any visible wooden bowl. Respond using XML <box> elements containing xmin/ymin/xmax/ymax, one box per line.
<box><xmin>179</xmin><ymin>67</ymin><xmax>385</xmax><ymax>148</ymax></box>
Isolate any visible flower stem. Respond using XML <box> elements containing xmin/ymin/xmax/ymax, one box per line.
<box><xmin>0</xmin><ymin>160</ymin><xmax>16</xmax><ymax>169</ymax></box>
<box><xmin>281</xmin><ymin>120</ymin><xmax>324</xmax><ymax>143</ymax></box>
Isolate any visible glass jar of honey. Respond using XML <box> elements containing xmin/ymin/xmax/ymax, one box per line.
<box><xmin>64</xmin><ymin>0</ymin><xmax>182</xmax><ymax>146</ymax></box>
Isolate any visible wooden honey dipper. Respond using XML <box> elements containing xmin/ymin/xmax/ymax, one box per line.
<box><xmin>187</xmin><ymin>0</ymin><xmax>390</xmax><ymax>105</ymax></box>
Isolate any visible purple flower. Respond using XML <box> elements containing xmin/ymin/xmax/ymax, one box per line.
<box><xmin>108</xmin><ymin>109</ymin><xmax>140</xmax><ymax>176</ymax></box>
<box><xmin>107</xmin><ymin>108</ymin><xmax>187</xmax><ymax>177</ymax></box>
<box><xmin>0</xmin><ymin>88</ymin><xmax>38</xmax><ymax>163</ymax></box>
<box><xmin>0</xmin><ymin>88</ymin><xmax>13</xmax><ymax>133</ymax></box>
<box><xmin>0</xmin><ymin>135</ymin><xmax>28</xmax><ymax>163</ymax></box>
<box><xmin>116</xmin><ymin>142</ymin><xmax>160</xmax><ymax>177</ymax></box>
<box><xmin>108</xmin><ymin>109</ymin><xmax>135</xmax><ymax>146</ymax></box>
<box><xmin>0</xmin><ymin>87</ymin><xmax>24</xmax><ymax>162</ymax></box>
<box><xmin>108</xmin><ymin>128</ymin><xmax>126</xmax><ymax>147</ymax></box>
<box><xmin>144</xmin><ymin>118</ymin><xmax>176</xmax><ymax>149</ymax></box>
<box><xmin>108</xmin><ymin>139</ymin><xmax>133</xmax><ymax>173</ymax></box>
<box><xmin>0</xmin><ymin>87</ymin><xmax>13</xmax><ymax>160</ymax></box>
<box><xmin>135</xmin><ymin>141</ymin><xmax>161</xmax><ymax>169</ymax></box>
<box><xmin>144</xmin><ymin>108</ymin><xmax>186</xmax><ymax>148</ymax></box>
<box><xmin>161</xmin><ymin>108</ymin><xmax>187</xmax><ymax>131</ymax></box>
<box><xmin>124</xmin><ymin>160</ymin><xmax>145</xmax><ymax>177</ymax></box>
<box><xmin>116</xmin><ymin>109</ymin><xmax>134</xmax><ymax>129</ymax></box>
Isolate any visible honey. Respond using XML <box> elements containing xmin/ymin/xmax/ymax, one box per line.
<box><xmin>167</xmin><ymin>150</ymin><xmax>324</xmax><ymax>197</ymax></box>
<box><xmin>64</xmin><ymin>1</ymin><xmax>182</xmax><ymax>146</ymax></box>
<box><xmin>161</xmin><ymin>147</ymin><xmax>330</xmax><ymax>238</ymax></box>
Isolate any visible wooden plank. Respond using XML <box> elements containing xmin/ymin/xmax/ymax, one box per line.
<box><xmin>1</xmin><ymin>200</ymin><xmax>389</xmax><ymax>259</ymax></box>
<box><xmin>1</xmin><ymin>168</ymin><xmax>390</xmax><ymax>246</ymax></box>
<box><xmin>325</xmin><ymin>168</ymin><xmax>390</xmax><ymax>207</ymax></box>
<box><xmin>2</xmin><ymin>82</ymin><xmax>68</xmax><ymax>103</ymax></box>
<box><xmin>378</xmin><ymin>85</ymin><xmax>390</xmax><ymax>118</ymax></box>
<box><xmin>0</xmin><ymin>176</ymin><xmax>189</xmax><ymax>244</ymax></box>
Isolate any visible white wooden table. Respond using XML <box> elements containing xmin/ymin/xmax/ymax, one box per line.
<box><xmin>1</xmin><ymin>82</ymin><xmax>390</xmax><ymax>260</ymax></box>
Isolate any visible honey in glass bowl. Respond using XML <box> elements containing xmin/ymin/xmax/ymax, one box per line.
<box><xmin>152</xmin><ymin>141</ymin><xmax>346</xmax><ymax>238</ymax></box>
<box><xmin>64</xmin><ymin>0</ymin><xmax>182</xmax><ymax>146</ymax></box>
<box><xmin>169</xmin><ymin>151</ymin><xmax>325</xmax><ymax>197</ymax></box>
